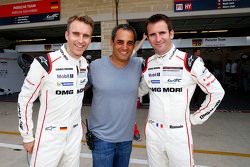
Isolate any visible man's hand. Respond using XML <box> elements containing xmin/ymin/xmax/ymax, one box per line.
<box><xmin>23</xmin><ymin>141</ymin><xmax>35</xmax><ymax>154</ymax></box>
<box><xmin>142</xmin><ymin>33</ymin><xmax>147</xmax><ymax>40</ymax></box>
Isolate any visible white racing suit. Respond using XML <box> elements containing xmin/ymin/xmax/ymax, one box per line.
<box><xmin>18</xmin><ymin>44</ymin><xmax>88</xmax><ymax>167</ymax></box>
<box><xmin>139</xmin><ymin>46</ymin><xmax>225</xmax><ymax>167</ymax></box>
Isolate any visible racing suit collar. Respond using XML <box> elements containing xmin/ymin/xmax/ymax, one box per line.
<box><xmin>61</xmin><ymin>44</ymin><xmax>81</xmax><ymax>62</ymax></box>
<box><xmin>155</xmin><ymin>45</ymin><xmax>176</xmax><ymax>60</ymax></box>
<box><xmin>60</xmin><ymin>44</ymin><xmax>81</xmax><ymax>69</ymax></box>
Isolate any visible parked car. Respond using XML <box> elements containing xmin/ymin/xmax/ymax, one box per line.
<box><xmin>0</xmin><ymin>88</ymin><xmax>13</xmax><ymax>96</ymax></box>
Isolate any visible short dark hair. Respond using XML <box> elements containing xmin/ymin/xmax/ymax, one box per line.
<box><xmin>67</xmin><ymin>15</ymin><xmax>94</xmax><ymax>33</ymax></box>
<box><xmin>145</xmin><ymin>14</ymin><xmax>173</xmax><ymax>35</ymax></box>
<box><xmin>111</xmin><ymin>24</ymin><xmax>137</xmax><ymax>43</ymax></box>
<box><xmin>193</xmin><ymin>48</ymin><xmax>200</xmax><ymax>54</ymax></box>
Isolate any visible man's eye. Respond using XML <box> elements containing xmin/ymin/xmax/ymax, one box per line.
<box><xmin>149</xmin><ymin>34</ymin><xmax>155</xmax><ymax>38</ymax></box>
<box><xmin>83</xmin><ymin>34</ymin><xmax>91</xmax><ymax>39</ymax></box>
<box><xmin>72</xmin><ymin>32</ymin><xmax>79</xmax><ymax>36</ymax></box>
<box><xmin>159</xmin><ymin>31</ymin><xmax>166</xmax><ymax>35</ymax></box>
<box><xmin>117</xmin><ymin>41</ymin><xmax>123</xmax><ymax>45</ymax></box>
<box><xmin>127</xmin><ymin>42</ymin><xmax>134</xmax><ymax>46</ymax></box>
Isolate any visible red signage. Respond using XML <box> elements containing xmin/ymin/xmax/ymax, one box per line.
<box><xmin>184</xmin><ymin>3</ymin><xmax>192</xmax><ymax>10</ymax></box>
<box><xmin>0</xmin><ymin>0</ymin><xmax>60</xmax><ymax>25</ymax></box>
<box><xmin>174</xmin><ymin>0</ymin><xmax>250</xmax><ymax>12</ymax></box>
<box><xmin>192</xmin><ymin>39</ymin><xmax>203</xmax><ymax>47</ymax></box>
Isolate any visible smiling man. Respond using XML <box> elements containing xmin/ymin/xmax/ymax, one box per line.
<box><xmin>87</xmin><ymin>24</ymin><xmax>143</xmax><ymax>167</ymax></box>
<box><xmin>18</xmin><ymin>15</ymin><xmax>94</xmax><ymax>167</ymax></box>
<box><xmin>139</xmin><ymin>14</ymin><xmax>225</xmax><ymax>167</ymax></box>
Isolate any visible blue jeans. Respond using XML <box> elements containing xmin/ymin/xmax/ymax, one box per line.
<box><xmin>92</xmin><ymin>136</ymin><xmax>132</xmax><ymax>167</ymax></box>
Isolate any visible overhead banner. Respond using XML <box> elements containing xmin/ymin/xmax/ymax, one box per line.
<box><xmin>16</xmin><ymin>37</ymin><xmax>250</xmax><ymax>52</ymax></box>
<box><xmin>174</xmin><ymin>0</ymin><xmax>250</xmax><ymax>12</ymax></box>
<box><xmin>0</xmin><ymin>0</ymin><xmax>60</xmax><ymax>25</ymax></box>
<box><xmin>143</xmin><ymin>37</ymin><xmax>249</xmax><ymax>48</ymax></box>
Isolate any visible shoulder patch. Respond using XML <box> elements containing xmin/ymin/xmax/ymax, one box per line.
<box><xmin>35</xmin><ymin>54</ymin><xmax>52</xmax><ymax>73</ymax></box>
<box><xmin>184</xmin><ymin>53</ymin><xmax>197</xmax><ymax>72</ymax></box>
<box><xmin>141</xmin><ymin>58</ymin><xmax>146</xmax><ymax>71</ymax></box>
<box><xmin>142</xmin><ymin>57</ymin><xmax>150</xmax><ymax>73</ymax></box>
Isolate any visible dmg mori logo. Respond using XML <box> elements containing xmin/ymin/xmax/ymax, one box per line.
<box><xmin>77</xmin><ymin>88</ymin><xmax>84</xmax><ymax>94</ymax></box>
<box><xmin>150</xmin><ymin>87</ymin><xmax>161</xmax><ymax>92</ymax></box>
<box><xmin>56</xmin><ymin>90</ymin><xmax>73</xmax><ymax>95</ymax></box>
<box><xmin>150</xmin><ymin>87</ymin><xmax>182</xmax><ymax>92</ymax></box>
<box><xmin>163</xmin><ymin>87</ymin><xmax>182</xmax><ymax>92</ymax></box>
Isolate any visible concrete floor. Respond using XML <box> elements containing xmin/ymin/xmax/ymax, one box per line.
<box><xmin>0</xmin><ymin>101</ymin><xmax>249</xmax><ymax>167</ymax></box>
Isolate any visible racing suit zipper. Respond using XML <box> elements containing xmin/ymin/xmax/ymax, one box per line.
<box><xmin>76</xmin><ymin>65</ymin><xmax>79</xmax><ymax>74</ymax></box>
<box><xmin>76</xmin><ymin>65</ymin><xmax>79</xmax><ymax>87</ymax></box>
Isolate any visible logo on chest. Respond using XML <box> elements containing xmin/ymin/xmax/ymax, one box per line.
<box><xmin>150</xmin><ymin>87</ymin><xmax>182</xmax><ymax>92</ymax></box>
<box><xmin>57</xmin><ymin>74</ymin><xmax>74</xmax><ymax>79</ymax></box>
<box><xmin>148</xmin><ymin>72</ymin><xmax>160</xmax><ymax>77</ymax></box>
<box><xmin>57</xmin><ymin>82</ymin><xmax>74</xmax><ymax>86</ymax></box>
<box><xmin>162</xmin><ymin>66</ymin><xmax>183</xmax><ymax>77</ymax></box>
<box><xmin>165</xmin><ymin>78</ymin><xmax>182</xmax><ymax>84</ymax></box>
<box><xmin>79</xmin><ymin>68</ymin><xmax>87</xmax><ymax>78</ymax></box>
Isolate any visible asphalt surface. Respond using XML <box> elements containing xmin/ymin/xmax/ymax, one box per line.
<box><xmin>0</xmin><ymin>102</ymin><xmax>249</xmax><ymax>167</ymax></box>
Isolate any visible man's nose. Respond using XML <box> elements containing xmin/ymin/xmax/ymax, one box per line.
<box><xmin>155</xmin><ymin>34</ymin><xmax>161</xmax><ymax>42</ymax></box>
<box><xmin>78</xmin><ymin>36</ymin><xmax>84</xmax><ymax>43</ymax></box>
<box><xmin>121</xmin><ymin>43</ymin><xmax>129</xmax><ymax>49</ymax></box>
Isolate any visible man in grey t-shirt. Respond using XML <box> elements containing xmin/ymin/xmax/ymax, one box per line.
<box><xmin>88</xmin><ymin>24</ymin><xmax>143</xmax><ymax>167</ymax></box>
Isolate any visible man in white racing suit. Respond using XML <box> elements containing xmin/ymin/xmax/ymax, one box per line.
<box><xmin>18</xmin><ymin>15</ymin><xmax>94</xmax><ymax>167</ymax></box>
<box><xmin>139</xmin><ymin>14</ymin><xmax>225</xmax><ymax>167</ymax></box>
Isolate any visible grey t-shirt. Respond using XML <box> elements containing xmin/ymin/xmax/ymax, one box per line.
<box><xmin>89</xmin><ymin>56</ymin><xmax>142</xmax><ymax>142</ymax></box>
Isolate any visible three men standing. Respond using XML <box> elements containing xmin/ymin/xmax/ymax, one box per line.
<box><xmin>18</xmin><ymin>13</ymin><xmax>224</xmax><ymax>167</ymax></box>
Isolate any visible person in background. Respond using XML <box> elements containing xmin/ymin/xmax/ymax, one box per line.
<box><xmin>231</xmin><ymin>59</ymin><xmax>239</xmax><ymax>82</ymax></box>
<box><xmin>193</xmin><ymin>48</ymin><xmax>201</xmax><ymax>57</ymax></box>
<box><xmin>88</xmin><ymin>24</ymin><xmax>143</xmax><ymax>167</ymax></box>
<box><xmin>241</xmin><ymin>57</ymin><xmax>250</xmax><ymax>92</ymax></box>
<box><xmin>139</xmin><ymin>14</ymin><xmax>225</xmax><ymax>167</ymax></box>
<box><xmin>18</xmin><ymin>15</ymin><xmax>94</xmax><ymax>167</ymax></box>
<box><xmin>225</xmin><ymin>59</ymin><xmax>232</xmax><ymax>77</ymax></box>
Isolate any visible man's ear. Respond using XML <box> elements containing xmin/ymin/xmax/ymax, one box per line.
<box><xmin>65</xmin><ymin>31</ymin><xmax>69</xmax><ymax>41</ymax></box>
<box><xmin>110</xmin><ymin>38</ymin><xmax>114</xmax><ymax>47</ymax></box>
<box><xmin>170</xmin><ymin>30</ymin><xmax>174</xmax><ymax>40</ymax></box>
